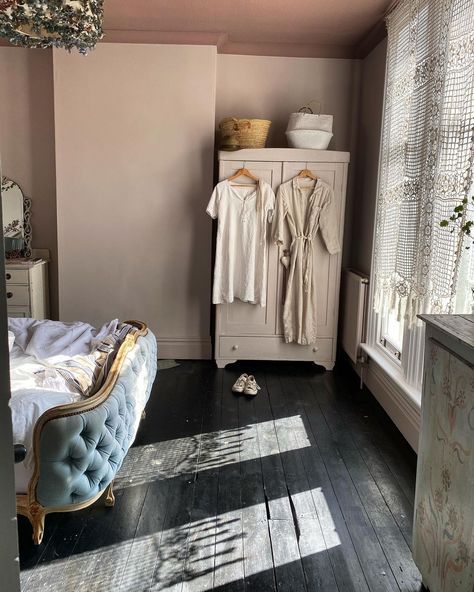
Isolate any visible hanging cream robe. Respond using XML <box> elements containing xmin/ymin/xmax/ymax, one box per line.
<box><xmin>273</xmin><ymin>177</ymin><xmax>341</xmax><ymax>345</ymax></box>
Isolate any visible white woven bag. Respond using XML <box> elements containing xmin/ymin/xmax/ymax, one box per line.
<box><xmin>286</xmin><ymin>101</ymin><xmax>333</xmax><ymax>133</ymax></box>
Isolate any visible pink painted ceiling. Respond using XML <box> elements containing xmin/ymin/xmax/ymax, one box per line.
<box><xmin>103</xmin><ymin>0</ymin><xmax>393</xmax><ymax>57</ymax></box>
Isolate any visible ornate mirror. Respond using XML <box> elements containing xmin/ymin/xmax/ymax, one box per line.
<box><xmin>1</xmin><ymin>177</ymin><xmax>32</xmax><ymax>259</ymax></box>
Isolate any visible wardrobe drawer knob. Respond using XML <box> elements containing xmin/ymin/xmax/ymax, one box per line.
<box><xmin>5</xmin><ymin>273</ymin><xmax>11</xmax><ymax>280</ymax></box>
<box><xmin>312</xmin><ymin>347</ymin><xmax>318</xmax><ymax>353</ymax></box>
<box><xmin>7</xmin><ymin>292</ymin><xmax>13</xmax><ymax>299</ymax></box>
<box><xmin>232</xmin><ymin>344</ymin><xmax>239</xmax><ymax>351</ymax></box>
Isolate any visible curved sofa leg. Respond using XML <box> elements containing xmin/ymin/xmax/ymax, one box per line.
<box><xmin>29</xmin><ymin>503</ymin><xmax>46</xmax><ymax>545</ymax></box>
<box><xmin>105</xmin><ymin>481</ymin><xmax>115</xmax><ymax>507</ymax></box>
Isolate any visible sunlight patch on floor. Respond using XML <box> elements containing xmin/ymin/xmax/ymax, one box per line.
<box><xmin>114</xmin><ymin>415</ymin><xmax>311</xmax><ymax>490</ymax></box>
<box><xmin>21</xmin><ymin>494</ymin><xmax>341</xmax><ymax>592</ymax></box>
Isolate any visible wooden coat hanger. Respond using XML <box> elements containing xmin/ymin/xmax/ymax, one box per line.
<box><xmin>297</xmin><ymin>169</ymin><xmax>317</xmax><ymax>180</ymax></box>
<box><xmin>228</xmin><ymin>167</ymin><xmax>260</xmax><ymax>187</ymax></box>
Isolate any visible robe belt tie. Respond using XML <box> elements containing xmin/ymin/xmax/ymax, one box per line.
<box><xmin>291</xmin><ymin>235</ymin><xmax>313</xmax><ymax>293</ymax></box>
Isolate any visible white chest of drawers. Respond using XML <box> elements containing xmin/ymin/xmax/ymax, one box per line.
<box><xmin>5</xmin><ymin>260</ymin><xmax>49</xmax><ymax>319</ymax></box>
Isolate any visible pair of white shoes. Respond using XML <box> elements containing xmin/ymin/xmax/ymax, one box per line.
<box><xmin>232</xmin><ymin>373</ymin><xmax>261</xmax><ymax>396</ymax></box>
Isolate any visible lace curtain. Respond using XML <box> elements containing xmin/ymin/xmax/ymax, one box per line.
<box><xmin>373</xmin><ymin>0</ymin><xmax>474</xmax><ymax>323</ymax></box>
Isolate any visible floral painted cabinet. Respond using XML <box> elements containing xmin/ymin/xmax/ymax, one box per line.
<box><xmin>414</xmin><ymin>315</ymin><xmax>474</xmax><ymax>592</ymax></box>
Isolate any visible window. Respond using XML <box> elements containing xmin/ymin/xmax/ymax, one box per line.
<box><xmin>381</xmin><ymin>309</ymin><xmax>403</xmax><ymax>360</ymax></box>
<box><xmin>369</xmin><ymin>0</ymin><xmax>474</xmax><ymax>390</ymax></box>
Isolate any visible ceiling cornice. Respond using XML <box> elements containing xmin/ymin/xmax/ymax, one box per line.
<box><xmin>101</xmin><ymin>29</ymin><xmax>355</xmax><ymax>59</ymax></box>
<box><xmin>102</xmin><ymin>29</ymin><xmax>226</xmax><ymax>47</ymax></box>
<box><xmin>355</xmin><ymin>18</ymin><xmax>387</xmax><ymax>58</ymax></box>
<box><xmin>217</xmin><ymin>41</ymin><xmax>354</xmax><ymax>59</ymax></box>
<box><xmin>0</xmin><ymin>26</ymin><xmax>387</xmax><ymax>60</ymax></box>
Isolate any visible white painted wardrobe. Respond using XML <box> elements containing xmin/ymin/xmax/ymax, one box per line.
<box><xmin>215</xmin><ymin>148</ymin><xmax>350</xmax><ymax>369</ymax></box>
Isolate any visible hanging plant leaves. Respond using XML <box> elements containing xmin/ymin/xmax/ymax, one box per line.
<box><xmin>0</xmin><ymin>0</ymin><xmax>104</xmax><ymax>54</ymax></box>
<box><xmin>0</xmin><ymin>1</ymin><xmax>17</xmax><ymax>10</ymax></box>
<box><xmin>439</xmin><ymin>196</ymin><xmax>474</xmax><ymax>249</ymax></box>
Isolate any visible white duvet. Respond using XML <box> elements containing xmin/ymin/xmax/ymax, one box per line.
<box><xmin>9</xmin><ymin>318</ymin><xmax>121</xmax><ymax>493</ymax></box>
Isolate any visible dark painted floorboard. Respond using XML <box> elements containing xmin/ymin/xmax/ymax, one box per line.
<box><xmin>18</xmin><ymin>360</ymin><xmax>423</xmax><ymax>592</ymax></box>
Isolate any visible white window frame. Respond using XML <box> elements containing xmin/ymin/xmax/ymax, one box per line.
<box><xmin>363</xmin><ymin>39</ymin><xmax>425</xmax><ymax>400</ymax></box>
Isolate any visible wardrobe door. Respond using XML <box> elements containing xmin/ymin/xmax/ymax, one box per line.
<box><xmin>216</xmin><ymin>160</ymin><xmax>282</xmax><ymax>336</ymax></box>
<box><xmin>279</xmin><ymin>161</ymin><xmax>347</xmax><ymax>340</ymax></box>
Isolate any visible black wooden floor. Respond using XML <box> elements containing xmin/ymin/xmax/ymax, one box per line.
<box><xmin>18</xmin><ymin>360</ymin><xmax>423</xmax><ymax>592</ymax></box>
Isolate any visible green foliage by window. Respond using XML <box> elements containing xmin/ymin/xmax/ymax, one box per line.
<box><xmin>440</xmin><ymin>196</ymin><xmax>474</xmax><ymax>249</ymax></box>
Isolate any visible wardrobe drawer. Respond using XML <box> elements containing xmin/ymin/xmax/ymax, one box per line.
<box><xmin>6</xmin><ymin>285</ymin><xmax>30</xmax><ymax>306</ymax></box>
<box><xmin>218</xmin><ymin>336</ymin><xmax>333</xmax><ymax>362</ymax></box>
<box><xmin>7</xmin><ymin>305</ymin><xmax>31</xmax><ymax>318</ymax></box>
<box><xmin>5</xmin><ymin>269</ymin><xmax>29</xmax><ymax>284</ymax></box>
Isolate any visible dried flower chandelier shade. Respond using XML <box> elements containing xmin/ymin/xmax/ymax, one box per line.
<box><xmin>0</xmin><ymin>0</ymin><xmax>104</xmax><ymax>54</ymax></box>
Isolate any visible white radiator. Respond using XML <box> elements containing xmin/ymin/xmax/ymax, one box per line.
<box><xmin>341</xmin><ymin>269</ymin><xmax>369</xmax><ymax>364</ymax></box>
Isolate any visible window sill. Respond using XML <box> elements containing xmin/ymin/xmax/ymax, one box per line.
<box><xmin>360</xmin><ymin>342</ymin><xmax>422</xmax><ymax>409</ymax></box>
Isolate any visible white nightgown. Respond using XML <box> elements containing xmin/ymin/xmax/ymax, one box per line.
<box><xmin>207</xmin><ymin>179</ymin><xmax>275</xmax><ymax>306</ymax></box>
<box><xmin>273</xmin><ymin>177</ymin><xmax>341</xmax><ymax>344</ymax></box>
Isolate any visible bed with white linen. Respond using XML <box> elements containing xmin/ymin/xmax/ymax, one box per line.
<box><xmin>9</xmin><ymin>318</ymin><xmax>157</xmax><ymax>544</ymax></box>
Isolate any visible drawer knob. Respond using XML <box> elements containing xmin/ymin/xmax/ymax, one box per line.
<box><xmin>5</xmin><ymin>273</ymin><xmax>11</xmax><ymax>280</ymax></box>
<box><xmin>7</xmin><ymin>292</ymin><xmax>13</xmax><ymax>299</ymax></box>
<box><xmin>232</xmin><ymin>344</ymin><xmax>239</xmax><ymax>351</ymax></box>
<box><xmin>312</xmin><ymin>347</ymin><xmax>318</xmax><ymax>353</ymax></box>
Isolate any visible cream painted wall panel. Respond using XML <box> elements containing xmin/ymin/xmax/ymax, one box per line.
<box><xmin>0</xmin><ymin>202</ymin><xmax>20</xmax><ymax>591</ymax></box>
<box><xmin>53</xmin><ymin>44</ymin><xmax>216</xmax><ymax>358</ymax></box>
<box><xmin>0</xmin><ymin>47</ymin><xmax>58</xmax><ymax>318</ymax></box>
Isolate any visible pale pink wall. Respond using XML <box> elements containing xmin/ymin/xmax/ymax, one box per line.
<box><xmin>0</xmin><ymin>43</ymin><xmax>379</xmax><ymax>347</ymax></box>
<box><xmin>216</xmin><ymin>54</ymin><xmax>361</xmax><ymax>270</ymax></box>
<box><xmin>53</xmin><ymin>44</ymin><xmax>217</xmax><ymax>358</ymax></box>
<box><xmin>351</xmin><ymin>38</ymin><xmax>387</xmax><ymax>275</ymax></box>
<box><xmin>216</xmin><ymin>54</ymin><xmax>358</xmax><ymax>151</ymax></box>
<box><xmin>0</xmin><ymin>48</ymin><xmax>58</xmax><ymax>317</ymax></box>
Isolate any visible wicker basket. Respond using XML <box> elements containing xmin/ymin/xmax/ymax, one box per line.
<box><xmin>219</xmin><ymin>117</ymin><xmax>271</xmax><ymax>149</ymax></box>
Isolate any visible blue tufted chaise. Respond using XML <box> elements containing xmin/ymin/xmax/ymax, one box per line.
<box><xmin>16</xmin><ymin>321</ymin><xmax>157</xmax><ymax>544</ymax></box>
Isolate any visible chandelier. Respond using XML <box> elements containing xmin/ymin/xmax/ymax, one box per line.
<box><xmin>0</xmin><ymin>1</ymin><xmax>104</xmax><ymax>54</ymax></box>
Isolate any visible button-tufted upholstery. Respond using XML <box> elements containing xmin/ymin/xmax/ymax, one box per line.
<box><xmin>36</xmin><ymin>330</ymin><xmax>157</xmax><ymax>508</ymax></box>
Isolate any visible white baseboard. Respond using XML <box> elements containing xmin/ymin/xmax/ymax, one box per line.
<box><xmin>363</xmin><ymin>357</ymin><xmax>421</xmax><ymax>452</ymax></box>
<box><xmin>157</xmin><ymin>336</ymin><xmax>212</xmax><ymax>360</ymax></box>
<box><xmin>351</xmin><ymin>346</ymin><xmax>421</xmax><ymax>452</ymax></box>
